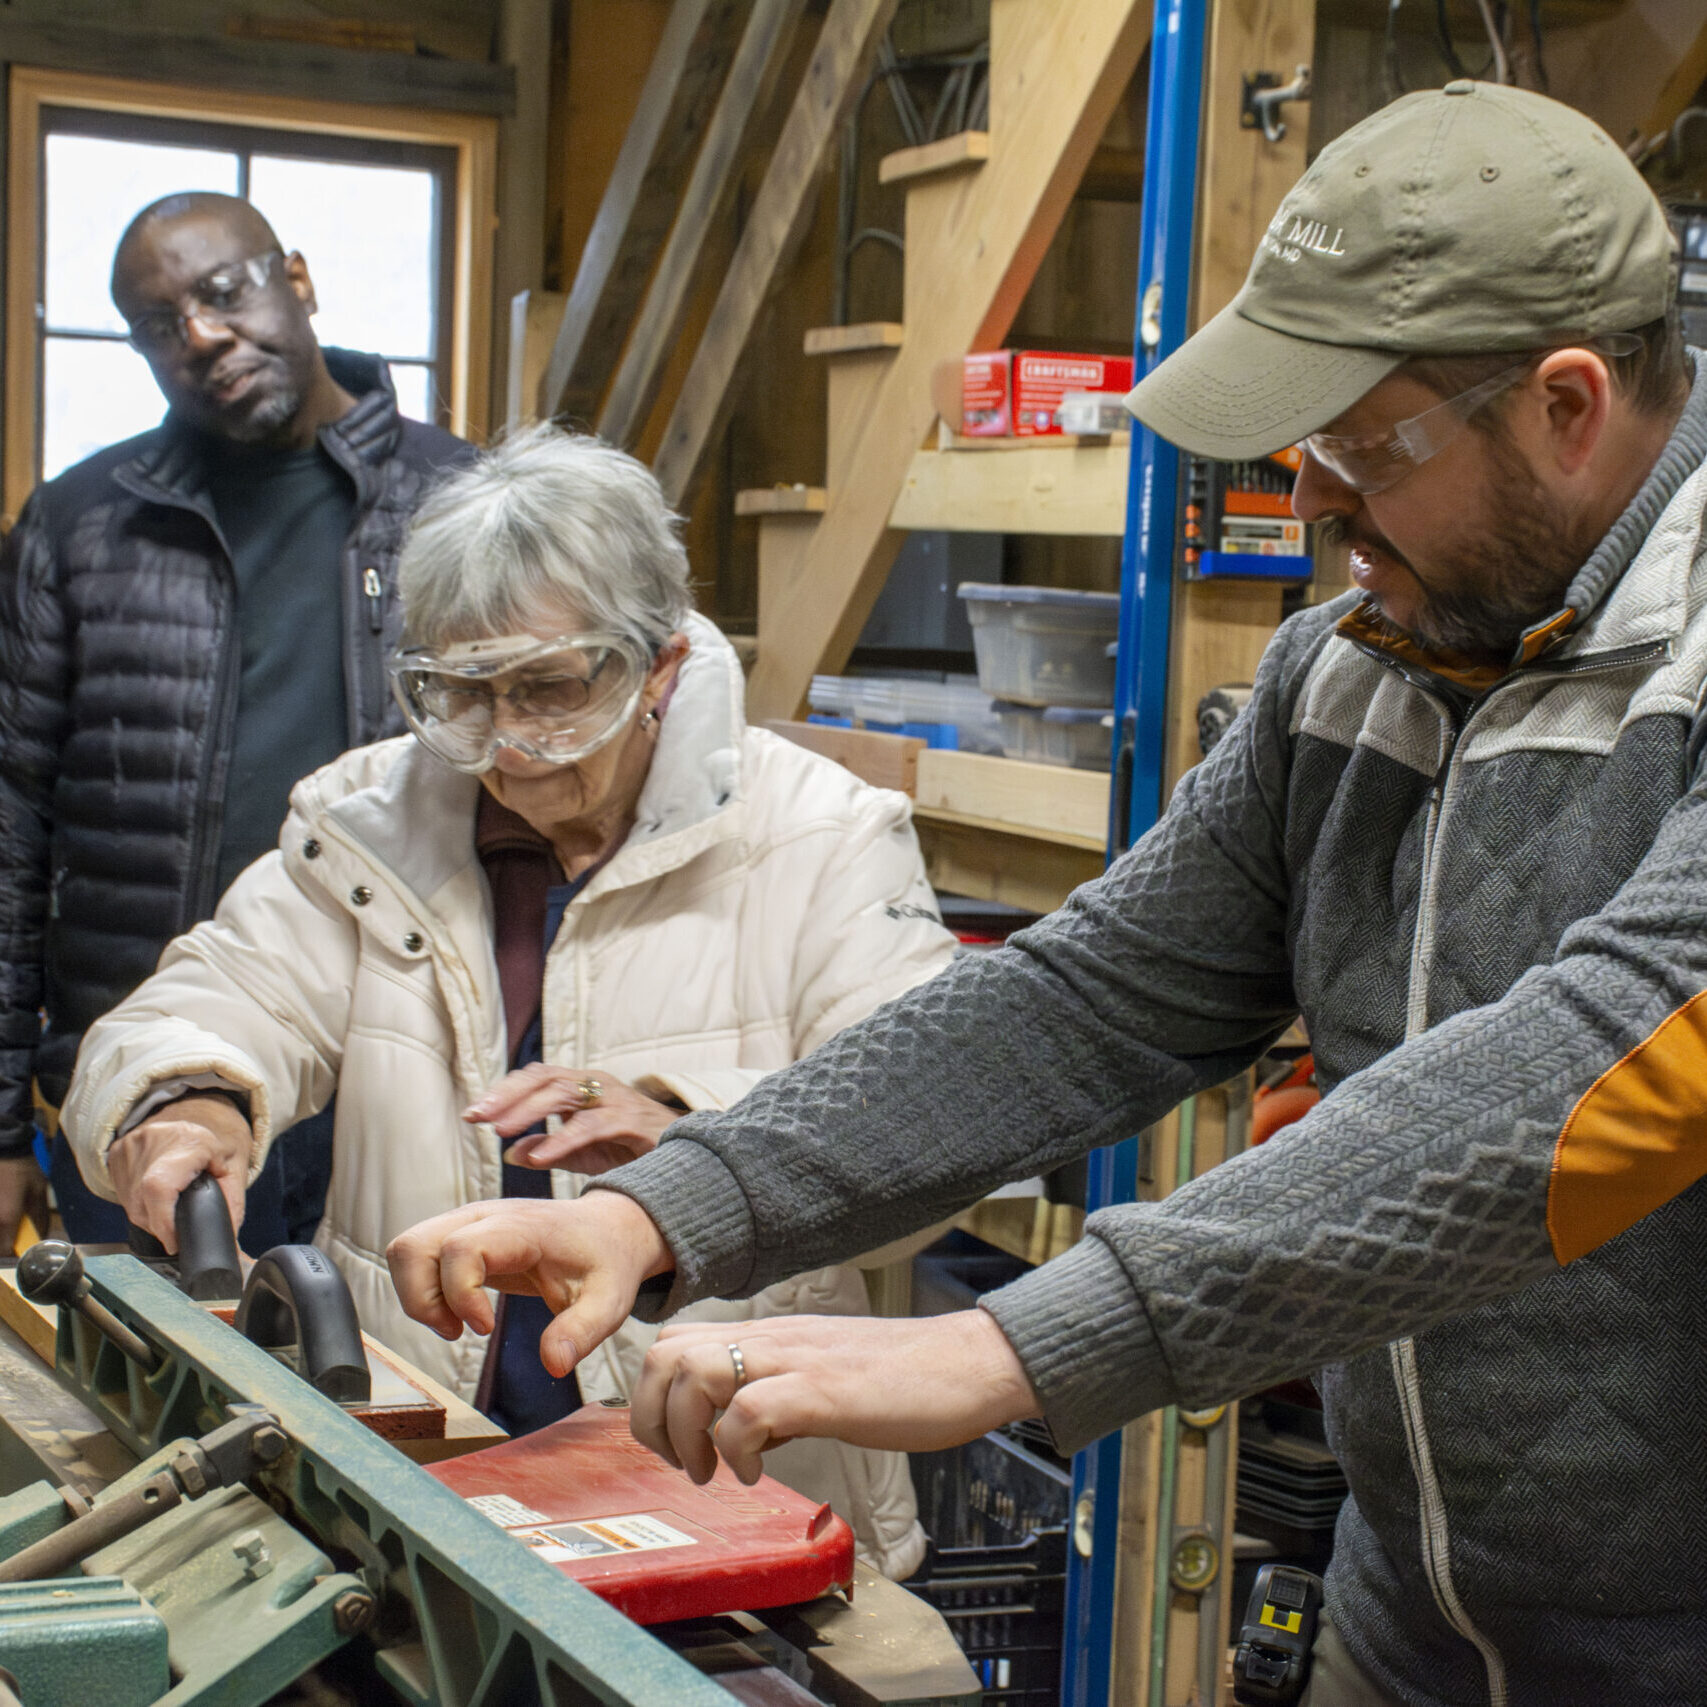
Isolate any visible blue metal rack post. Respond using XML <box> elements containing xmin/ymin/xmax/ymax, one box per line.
<box><xmin>1061</xmin><ymin>1</ymin><xmax>1209</xmax><ymax>1702</ymax></box>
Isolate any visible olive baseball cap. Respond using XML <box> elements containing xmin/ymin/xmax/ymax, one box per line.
<box><xmin>1125</xmin><ymin>80</ymin><xmax>1676</xmax><ymax>460</ymax></box>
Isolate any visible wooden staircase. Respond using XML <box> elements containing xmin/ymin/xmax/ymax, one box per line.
<box><xmin>739</xmin><ymin>0</ymin><xmax>1153</xmax><ymax>723</ymax></box>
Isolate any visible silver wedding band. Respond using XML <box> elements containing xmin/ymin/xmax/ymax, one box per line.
<box><xmin>728</xmin><ymin>1341</ymin><xmax>748</xmax><ymax>1390</ymax></box>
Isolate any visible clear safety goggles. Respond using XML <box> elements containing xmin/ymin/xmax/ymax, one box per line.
<box><xmin>389</xmin><ymin>632</ymin><xmax>650</xmax><ymax>773</ymax></box>
<box><xmin>1301</xmin><ymin>333</ymin><xmax>1642</xmax><ymax>496</ymax></box>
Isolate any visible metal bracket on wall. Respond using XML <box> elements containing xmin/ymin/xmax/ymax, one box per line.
<box><xmin>1240</xmin><ymin>65</ymin><xmax>1311</xmax><ymax>145</ymax></box>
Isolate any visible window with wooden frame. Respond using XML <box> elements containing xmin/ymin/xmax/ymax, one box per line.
<box><xmin>4</xmin><ymin>68</ymin><xmax>496</xmax><ymax>518</ymax></box>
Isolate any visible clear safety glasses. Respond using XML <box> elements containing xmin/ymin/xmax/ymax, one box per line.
<box><xmin>1301</xmin><ymin>334</ymin><xmax>1643</xmax><ymax>496</ymax></box>
<box><xmin>125</xmin><ymin>250</ymin><xmax>284</xmax><ymax>357</ymax></box>
<box><xmin>389</xmin><ymin>632</ymin><xmax>650</xmax><ymax>773</ymax></box>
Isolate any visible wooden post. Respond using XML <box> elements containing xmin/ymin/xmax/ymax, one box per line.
<box><xmin>597</xmin><ymin>0</ymin><xmax>809</xmax><ymax>451</ymax></box>
<box><xmin>493</xmin><ymin>0</ymin><xmax>553</xmax><ymax>430</ymax></box>
<box><xmin>506</xmin><ymin>288</ymin><xmax>569</xmax><ymax>431</ymax></box>
<box><xmin>538</xmin><ymin>0</ymin><xmax>749</xmax><ymax>425</ymax></box>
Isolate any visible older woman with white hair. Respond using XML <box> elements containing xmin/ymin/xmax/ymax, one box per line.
<box><xmin>62</xmin><ymin>424</ymin><xmax>956</xmax><ymax>1577</ymax></box>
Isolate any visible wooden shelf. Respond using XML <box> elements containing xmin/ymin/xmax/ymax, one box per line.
<box><xmin>915</xmin><ymin>749</ymin><xmax>1109</xmax><ymax>845</ymax></box>
<box><xmin>935</xmin><ymin>424</ymin><xmax>1131</xmax><ymax>451</ymax></box>
<box><xmin>878</xmin><ymin>129</ymin><xmax>990</xmax><ymax>185</ymax></box>
<box><xmin>892</xmin><ymin>440</ymin><xmax>1128</xmax><ymax>535</ymax></box>
<box><xmin>804</xmin><ymin>321</ymin><xmax>905</xmax><ymax>356</ymax></box>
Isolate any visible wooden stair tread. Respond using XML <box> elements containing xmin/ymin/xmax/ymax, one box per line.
<box><xmin>878</xmin><ymin>129</ymin><xmax>990</xmax><ymax>185</ymax></box>
<box><xmin>736</xmin><ymin>485</ymin><xmax>828</xmax><ymax>515</ymax></box>
<box><xmin>804</xmin><ymin>321</ymin><xmax>905</xmax><ymax>356</ymax></box>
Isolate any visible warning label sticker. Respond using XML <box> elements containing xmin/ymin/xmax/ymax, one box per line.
<box><xmin>466</xmin><ymin>1493</ymin><xmax>553</xmax><ymax>1529</ymax></box>
<box><xmin>513</xmin><ymin>1512</ymin><xmax>698</xmax><ymax>1564</ymax></box>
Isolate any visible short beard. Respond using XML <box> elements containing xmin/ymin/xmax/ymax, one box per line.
<box><xmin>220</xmin><ymin>378</ymin><xmax>303</xmax><ymax>445</ymax></box>
<box><xmin>1324</xmin><ymin>431</ymin><xmax>1598</xmax><ymax>662</ymax></box>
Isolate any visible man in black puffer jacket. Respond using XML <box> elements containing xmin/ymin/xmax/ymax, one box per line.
<box><xmin>0</xmin><ymin>190</ymin><xmax>472</xmax><ymax>1249</ymax></box>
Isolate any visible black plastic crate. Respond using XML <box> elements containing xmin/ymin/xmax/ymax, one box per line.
<box><xmin>908</xmin><ymin>1432</ymin><xmax>1071</xmax><ymax>1706</ymax></box>
<box><xmin>910</xmin><ymin>1529</ymin><xmax>1067</xmax><ymax>1707</ymax></box>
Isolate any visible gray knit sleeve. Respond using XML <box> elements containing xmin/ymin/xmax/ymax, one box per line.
<box><xmin>595</xmin><ymin>603</ymin><xmax>1343</xmax><ymax>1317</ymax></box>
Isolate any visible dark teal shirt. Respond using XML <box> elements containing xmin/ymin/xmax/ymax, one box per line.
<box><xmin>204</xmin><ymin>442</ymin><xmax>354</xmax><ymax>898</ymax></box>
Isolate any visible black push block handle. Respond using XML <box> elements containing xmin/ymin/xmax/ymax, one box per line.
<box><xmin>235</xmin><ymin>1245</ymin><xmax>371</xmax><ymax>1404</ymax></box>
<box><xmin>127</xmin><ymin>1171</ymin><xmax>243</xmax><ymax>1301</ymax></box>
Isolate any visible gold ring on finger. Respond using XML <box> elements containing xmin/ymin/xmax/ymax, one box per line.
<box><xmin>576</xmin><ymin>1077</ymin><xmax>604</xmax><ymax>1104</ymax></box>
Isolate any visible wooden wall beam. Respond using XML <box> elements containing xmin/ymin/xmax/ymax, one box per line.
<box><xmin>0</xmin><ymin>21</ymin><xmax>514</xmax><ymax>114</ymax></box>
<box><xmin>541</xmin><ymin>0</ymin><xmax>748</xmax><ymax>426</ymax></box>
<box><xmin>597</xmin><ymin>0</ymin><xmax>808</xmax><ymax>450</ymax></box>
<box><xmin>650</xmin><ymin>0</ymin><xmax>901</xmax><ymax>507</ymax></box>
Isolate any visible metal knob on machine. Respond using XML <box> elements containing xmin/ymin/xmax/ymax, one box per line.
<box><xmin>17</xmin><ymin>1240</ymin><xmax>160</xmax><ymax>1372</ymax></box>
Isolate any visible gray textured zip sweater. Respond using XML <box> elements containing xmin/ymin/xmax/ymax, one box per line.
<box><xmin>602</xmin><ymin>362</ymin><xmax>1707</xmax><ymax>1706</ymax></box>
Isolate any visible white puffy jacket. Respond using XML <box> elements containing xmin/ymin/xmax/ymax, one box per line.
<box><xmin>64</xmin><ymin>615</ymin><xmax>957</xmax><ymax>1577</ymax></box>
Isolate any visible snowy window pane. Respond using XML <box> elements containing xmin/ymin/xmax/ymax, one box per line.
<box><xmin>45</xmin><ymin>135</ymin><xmax>240</xmax><ymax>335</ymax></box>
<box><xmin>248</xmin><ymin>156</ymin><xmax>437</xmax><ymax>359</ymax></box>
<box><xmin>387</xmin><ymin>362</ymin><xmax>436</xmax><ymax>425</ymax></box>
<box><xmin>42</xmin><ymin>338</ymin><xmax>166</xmax><ymax>480</ymax></box>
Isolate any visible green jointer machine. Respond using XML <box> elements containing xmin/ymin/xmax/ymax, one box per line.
<box><xmin>0</xmin><ymin>1243</ymin><xmax>981</xmax><ymax>1707</ymax></box>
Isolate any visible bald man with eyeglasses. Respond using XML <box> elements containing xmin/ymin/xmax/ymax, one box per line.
<box><xmin>392</xmin><ymin>86</ymin><xmax>1707</xmax><ymax>1706</ymax></box>
<box><xmin>0</xmin><ymin>191</ymin><xmax>472</xmax><ymax>1252</ymax></box>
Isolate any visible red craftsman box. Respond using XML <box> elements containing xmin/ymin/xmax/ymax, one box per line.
<box><xmin>429</xmin><ymin>1403</ymin><xmax>856</xmax><ymax>1624</ymax></box>
<box><xmin>937</xmin><ymin>349</ymin><xmax>1136</xmax><ymax>437</ymax></box>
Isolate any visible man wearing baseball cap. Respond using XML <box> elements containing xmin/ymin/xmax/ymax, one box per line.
<box><xmin>388</xmin><ymin>85</ymin><xmax>1706</xmax><ymax>1704</ymax></box>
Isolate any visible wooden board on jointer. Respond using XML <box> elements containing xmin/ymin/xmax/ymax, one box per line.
<box><xmin>743</xmin><ymin>0</ymin><xmax>1154</xmax><ymax>722</ymax></box>
<box><xmin>877</xmin><ymin>128</ymin><xmax>991</xmax><ymax>185</ymax></box>
<box><xmin>651</xmin><ymin>0</ymin><xmax>903</xmax><ymax>507</ymax></box>
<box><xmin>597</xmin><ymin>0</ymin><xmax>810</xmax><ymax>452</ymax></box>
<box><xmin>0</xmin><ymin>1265</ymin><xmax>505</xmax><ymax>1463</ymax></box>
<box><xmin>540</xmin><ymin>0</ymin><xmax>747</xmax><ymax>424</ymax></box>
<box><xmin>763</xmin><ymin>720</ymin><xmax>925</xmax><ymax>794</ymax></box>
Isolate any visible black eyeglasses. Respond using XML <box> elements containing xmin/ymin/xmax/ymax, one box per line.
<box><xmin>124</xmin><ymin>249</ymin><xmax>284</xmax><ymax>357</ymax></box>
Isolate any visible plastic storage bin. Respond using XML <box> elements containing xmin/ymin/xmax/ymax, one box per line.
<box><xmin>958</xmin><ymin>584</ymin><xmax>1120</xmax><ymax>707</ymax></box>
<box><xmin>994</xmin><ymin>702</ymin><xmax>1113</xmax><ymax>770</ymax></box>
<box><xmin>807</xmin><ymin>673</ymin><xmax>1004</xmax><ymax>754</ymax></box>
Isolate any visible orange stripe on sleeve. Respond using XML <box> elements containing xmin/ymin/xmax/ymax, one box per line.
<box><xmin>1548</xmin><ymin>988</ymin><xmax>1707</xmax><ymax>1264</ymax></box>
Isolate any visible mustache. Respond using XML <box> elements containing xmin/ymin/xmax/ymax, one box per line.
<box><xmin>1318</xmin><ymin>511</ymin><xmax>1413</xmax><ymax>572</ymax></box>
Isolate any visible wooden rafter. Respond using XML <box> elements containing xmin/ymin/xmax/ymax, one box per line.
<box><xmin>597</xmin><ymin>0</ymin><xmax>809</xmax><ymax>450</ymax></box>
<box><xmin>538</xmin><ymin>0</ymin><xmax>748</xmax><ymax>426</ymax></box>
<box><xmin>650</xmin><ymin>0</ymin><xmax>902</xmax><ymax>506</ymax></box>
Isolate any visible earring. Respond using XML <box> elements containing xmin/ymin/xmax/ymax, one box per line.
<box><xmin>642</xmin><ymin>709</ymin><xmax>660</xmax><ymax>731</ymax></box>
